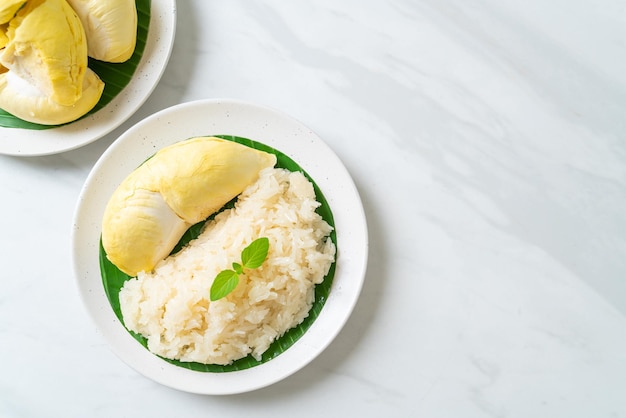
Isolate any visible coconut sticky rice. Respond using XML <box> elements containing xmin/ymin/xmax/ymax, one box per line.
<box><xmin>119</xmin><ymin>167</ymin><xmax>336</xmax><ymax>365</ymax></box>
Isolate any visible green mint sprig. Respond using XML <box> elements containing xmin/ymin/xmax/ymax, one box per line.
<box><xmin>210</xmin><ymin>237</ymin><xmax>270</xmax><ymax>301</ymax></box>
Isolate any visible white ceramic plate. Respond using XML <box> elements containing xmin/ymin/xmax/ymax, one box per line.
<box><xmin>0</xmin><ymin>0</ymin><xmax>176</xmax><ymax>157</ymax></box>
<box><xmin>72</xmin><ymin>99</ymin><xmax>368</xmax><ymax>395</ymax></box>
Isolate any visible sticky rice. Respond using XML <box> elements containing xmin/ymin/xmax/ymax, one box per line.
<box><xmin>119</xmin><ymin>167</ymin><xmax>336</xmax><ymax>365</ymax></box>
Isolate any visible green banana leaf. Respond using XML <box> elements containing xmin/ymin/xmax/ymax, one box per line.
<box><xmin>100</xmin><ymin>135</ymin><xmax>337</xmax><ymax>372</ymax></box>
<box><xmin>0</xmin><ymin>0</ymin><xmax>151</xmax><ymax>129</ymax></box>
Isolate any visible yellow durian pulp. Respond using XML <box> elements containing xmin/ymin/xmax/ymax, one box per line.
<box><xmin>143</xmin><ymin>137</ymin><xmax>279</xmax><ymax>224</ymax></box>
<box><xmin>102</xmin><ymin>137</ymin><xmax>278</xmax><ymax>277</ymax></box>
<box><xmin>0</xmin><ymin>67</ymin><xmax>104</xmax><ymax>124</ymax></box>
<box><xmin>0</xmin><ymin>24</ymin><xmax>8</xmax><ymax>48</ymax></box>
<box><xmin>102</xmin><ymin>185</ymin><xmax>189</xmax><ymax>278</ymax></box>
<box><xmin>66</xmin><ymin>0</ymin><xmax>137</xmax><ymax>63</ymax></box>
<box><xmin>0</xmin><ymin>0</ymin><xmax>25</xmax><ymax>25</ymax></box>
<box><xmin>1</xmin><ymin>24</ymin><xmax>8</xmax><ymax>73</ymax></box>
<box><xmin>0</xmin><ymin>0</ymin><xmax>88</xmax><ymax>106</ymax></box>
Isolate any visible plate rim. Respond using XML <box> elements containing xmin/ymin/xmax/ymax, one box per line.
<box><xmin>0</xmin><ymin>0</ymin><xmax>177</xmax><ymax>157</ymax></box>
<box><xmin>71</xmin><ymin>98</ymin><xmax>368</xmax><ymax>394</ymax></box>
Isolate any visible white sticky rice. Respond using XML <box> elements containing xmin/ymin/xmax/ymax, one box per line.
<box><xmin>119</xmin><ymin>167</ymin><xmax>336</xmax><ymax>365</ymax></box>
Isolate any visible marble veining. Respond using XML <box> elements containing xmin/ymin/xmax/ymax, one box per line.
<box><xmin>1</xmin><ymin>0</ymin><xmax>625</xmax><ymax>417</ymax></box>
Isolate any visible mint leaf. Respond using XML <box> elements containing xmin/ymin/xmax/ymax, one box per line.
<box><xmin>232</xmin><ymin>262</ymin><xmax>243</xmax><ymax>275</ymax></box>
<box><xmin>210</xmin><ymin>270</ymin><xmax>239</xmax><ymax>301</ymax></box>
<box><xmin>210</xmin><ymin>237</ymin><xmax>270</xmax><ymax>301</ymax></box>
<box><xmin>241</xmin><ymin>237</ymin><xmax>269</xmax><ymax>269</ymax></box>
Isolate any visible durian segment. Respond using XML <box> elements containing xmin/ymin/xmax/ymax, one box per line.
<box><xmin>102</xmin><ymin>137</ymin><xmax>277</xmax><ymax>276</ymax></box>
<box><xmin>0</xmin><ymin>68</ymin><xmax>104</xmax><ymax>125</ymax></box>
<box><xmin>143</xmin><ymin>137</ymin><xmax>278</xmax><ymax>224</ymax></box>
<box><xmin>66</xmin><ymin>0</ymin><xmax>137</xmax><ymax>63</ymax></box>
<box><xmin>0</xmin><ymin>0</ymin><xmax>88</xmax><ymax>106</ymax></box>
<box><xmin>0</xmin><ymin>0</ymin><xmax>25</xmax><ymax>25</ymax></box>
<box><xmin>102</xmin><ymin>187</ymin><xmax>190</xmax><ymax>278</ymax></box>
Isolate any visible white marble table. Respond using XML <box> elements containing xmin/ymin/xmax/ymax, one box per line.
<box><xmin>1</xmin><ymin>1</ymin><xmax>625</xmax><ymax>416</ymax></box>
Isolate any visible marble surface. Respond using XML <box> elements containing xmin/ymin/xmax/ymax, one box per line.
<box><xmin>1</xmin><ymin>0</ymin><xmax>625</xmax><ymax>416</ymax></box>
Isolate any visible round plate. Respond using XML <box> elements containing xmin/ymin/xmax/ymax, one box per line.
<box><xmin>0</xmin><ymin>0</ymin><xmax>176</xmax><ymax>157</ymax></box>
<box><xmin>71</xmin><ymin>99</ymin><xmax>368</xmax><ymax>395</ymax></box>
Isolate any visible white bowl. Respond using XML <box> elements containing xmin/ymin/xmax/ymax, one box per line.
<box><xmin>0</xmin><ymin>0</ymin><xmax>177</xmax><ymax>156</ymax></box>
<box><xmin>71</xmin><ymin>99</ymin><xmax>368</xmax><ymax>394</ymax></box>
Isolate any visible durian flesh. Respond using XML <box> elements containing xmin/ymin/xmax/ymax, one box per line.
<box><xmin>1</xmin><ymin>0</ymin><xmax>88</xmax><ymax>106</ymax></box>
<box><xmin>0</xmin><ymin>68</ymin><xmax>104</xmax><ymax>125</ymax></box>
<box><xmin>0</xmin><ymin>0</ymin><xmax>108</xmax><ymax>124</ymax></box>
<box><xmin>66</xmin><ymin>0</ymin><xmax>137</xmax><ymax>63</ymax></box>
<box><xmin>0</xmin><ymin>0</ymin><xmax>25</xmax><ymax>25</ymax></box>
<box><xmin>0</xmin><ymin>24</ymin><xmax>8</xmax><ymax>49</ymax></box>
<box><xmin>102</xmin><ymin>137</ymin><xmax>278</xmax><ymax>277</ymax></box>
<box><xmin>0</xmin><ymin>24</ymin><xmax>7</xmax><ymax>72</ymax></box>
